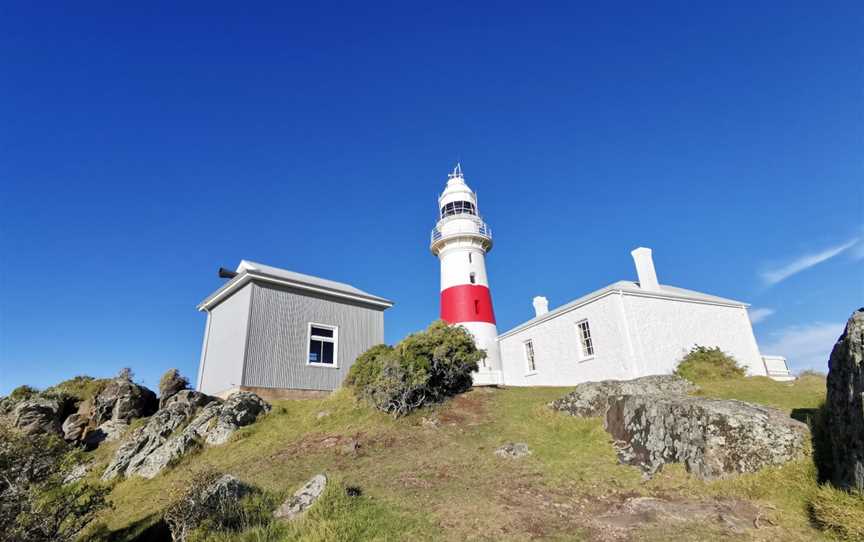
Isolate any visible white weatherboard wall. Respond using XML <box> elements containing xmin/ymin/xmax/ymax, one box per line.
<box><xmin>500</xmin><ymin>293</ymin><xmax>637</xmax><ymax>386</ymax></box>
<box><xmin>622</xmin><ymin>294</ymin><xmax>765</xmax><ymax>377</ymax></box>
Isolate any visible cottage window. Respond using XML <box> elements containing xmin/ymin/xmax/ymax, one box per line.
<box><xmin>524</xmin><ymin>340</ymin><xmax>536</xmax><ymax>373</ymax></box>
<box><xmin>308</xmin><ymin>323</ymin><xmax>338</xmax><ymax>366</ymax></box>
<box><xmin>576</xmin><ymin>320</ymin><xmax>594</xmax><ymax>359</ymax></box>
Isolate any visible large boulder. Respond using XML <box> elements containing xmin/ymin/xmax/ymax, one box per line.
<box><xmin>103</xmin><ymin>391</ymin><xmax>269</xmax><ymax>480</ymax></box>
<box><xmin>826</xmin><ymin>308</ymin><xmax>864</xmax><ymax>492</ymax></box>
<box><xmin>550</xmin><ymin>375</ymin><xmax>698</xmax><ymax>417</ymax></box>
<box><xmin>202</xmin><ymin>392</ymin><xmax>271</xmax><ymax>445</ymax></box>
<box><xmin>62</xmin><ymin>412</ymin><xmax>90</xmax><ymax>442</ymax></box>
<box><xmin>605</xmin><ymin>394</ymin><xmax>809</xmax><ymax>479</ymax></box>
<box><xmin>12</xmin><ymin>395</ymin><xmax>74</xmax><ymax>435</ymax></box>
<box><xmin>93</xmin><ymin>377</ymin><xmax>158</xmax><ymax>425</ymax></box>
<box><xmin>102</xmin><ymin>399</ymin><xmax>204</xmax><ymax>480</ymax></box>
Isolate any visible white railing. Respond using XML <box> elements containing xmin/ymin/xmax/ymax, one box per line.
<box><xmin>430</xmin><ymin>218</ymin><xmax>492</xmax><ymax>246</ymax></box>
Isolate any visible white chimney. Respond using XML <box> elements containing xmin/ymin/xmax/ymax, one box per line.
<box><xmin>532</xmin><ymin>296</ymin><xmax>549</xmax><ymax>317</ymax></box>
<box><xmin>631</xmin><ymin>247</ymin><xmax>660</xmax><ymax>291</ymax></box>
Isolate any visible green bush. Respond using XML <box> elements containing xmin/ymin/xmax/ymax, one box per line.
<box><xmin>809</xmin><ymin>484</ymin><xmax>864</xmax><ymax>541</ymax></box>
<box><xmin>0</xmin><ymin>422</ymin><xmax>110</xmax><ymax>542</ymax></box>
<box><xmin>345</xmin><ymin>321</ymin><xmax>484</xmax><ymax>417</ymax></box>
<box><xmin>45</xmin><ymin>376</ymin><xmax>109</xmax><ymax>404</ymax></box>
<box><xmin>674</xmin><ymin>345</ymin><xmax>745</xmax><ymax>382</ymax></box>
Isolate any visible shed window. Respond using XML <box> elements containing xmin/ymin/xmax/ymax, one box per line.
<box><xmin>576</xmin><ymin>320</ymin><xmax>594</xmax><ymax>358</ymax></box>
<box><xmin>524</xmin><ymin>340</ymin><xmax>536</xmax><ymax>372</ymax></box>
<box><xmin>308</xmin><ymin>324</ymin><xmax>338</xmax><ymax>366</ymax></box>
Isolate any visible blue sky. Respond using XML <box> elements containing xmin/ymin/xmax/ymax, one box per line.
<box><xmin>1</xmin><ymin>2</ymin><xmax>862</xmax><ymax>395</ymax></box>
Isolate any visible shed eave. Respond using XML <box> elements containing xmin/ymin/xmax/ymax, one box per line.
<box><xmin>197</xmin><ymin>271</ymin><xmax>394</xmax><ymax>312</ymax></box>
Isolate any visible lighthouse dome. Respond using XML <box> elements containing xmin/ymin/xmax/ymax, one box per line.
<box><xmin>438</xmin><ymin>164</ymin><xmax>479</xmax><ymax>218</ymax></box>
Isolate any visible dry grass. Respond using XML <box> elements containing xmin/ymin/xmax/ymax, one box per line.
<box><xmin>87</xmin><ymin>376</ymin><xmax>843</xmax><ymax>541</ymax></box>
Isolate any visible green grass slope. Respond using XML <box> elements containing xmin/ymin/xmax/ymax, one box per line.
<box><xmin>89</xmin><ymin>375</ymin><xmax>840</xmax><ymax>541</ymax></box>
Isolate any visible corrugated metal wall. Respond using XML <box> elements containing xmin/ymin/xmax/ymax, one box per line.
<box><xmin>199</xmin><ymin>284</ymin><xmax>251</xmax><ymax>395</ymax></box>
<box><xmin>243</xmin><ymin>282</ymin><xmax>385</xmax><ymax>391</ymax></box>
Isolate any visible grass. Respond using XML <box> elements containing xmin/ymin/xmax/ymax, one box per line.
<box><xmin>83</xmin><ymin>374</ymin><xmax>858</xmax><ymax>541</ymax></box>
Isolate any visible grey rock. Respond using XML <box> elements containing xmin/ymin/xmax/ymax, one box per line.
<box><xmin>102</xmin><ymin>400</ymin><xmax>200</xmax><ymax>480</ymax></box>
<box><xmin>62</xmin><ymin>412</ymin><xmax>90</xmax><ymax>442</ymax></box>
<box><xmin>13</xmin><ymin>395</ymin><xmax>74</xmax><ymax>435</ymax></box>
<box><xmin>202</xmin><ymin>392</ymin><xmax>271</xmax><ymax>446</ymax></box>
<box><xmin>316</xmin><ymin>410</ymin><xmax>330</xmax><ymax>419</ymax></box>
<box><xmin>63</xmin><ymin>463</ymin><xmax>90</xmax><ymax>485</ymax></box>
<box><xmin>550</xmin><ymin>375</ymin><xmax>698</xmax><ymax>417</ymax></box>
<box><xmin>495</xmin><ymin>442</ymin><xmax>531</xmax><ymax>459</ymax></box>
<box><xmin>274</xmin><ymin>474</ymin><xmax>327</xmax><ymax>521</ymax></box>
<box><xmin>93</xmin><ymin>377</ymin><xmax>158</xmax><ymax>426</ymax></box>
<box><xmin>605</xmin><ymin>394</ymin><xmax>809</xmax><ymax>479</ymax></box>
<box><xmin>163</xmin><ymin>390</ymin><xmax>219</xmax><ymax>410</ymax></box>
<box><xmin>826</xmin><ymin>308</ymin><xmax>864</xmax><ymax>492</ymax></box>
<box><xmin>103</xmin><ymin>391</ymin><xmax>269</xmax><ymax>480</ymax></box>
<box><xmin>84</xmin><ymin>420</ymin><xmax>130</xmax><ymax>449</ymax></box>
<box><xmin>159</xmin><ymin>369</ymin><xmax>190</xmax><ymax>409</ymax></box>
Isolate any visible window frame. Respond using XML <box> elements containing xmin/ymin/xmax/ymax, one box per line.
<box><xmin>576</xmin><ymin>319</ymin><xmax>595</xmax><ymax>361</ymax></box>
<box><xmin>306</xmin><ymin>322</ymin><xmax>339</xmax><ymax>368</ymax></box>
<box><xmin>523</xmin><ymin>339</ymin><xmax>537</xmax><ymax>375</ymax></box>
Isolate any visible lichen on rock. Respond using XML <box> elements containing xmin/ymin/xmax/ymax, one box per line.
<box><xmin>550</xmin><ymin>374</ymin><xmax>698</xmax><ymax>417</ymax></box>
<box><xmin>605</xmin><ymin>394</ymin><xmax>809</xmax><ymax>479</ymax></box>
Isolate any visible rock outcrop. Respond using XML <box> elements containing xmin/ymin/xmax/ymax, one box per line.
<box><xmin>62</xmin><ymin>412</ymin><xmax>90</xmax><ymax>442</ymax></box>
<box><xmin>550</xmin><ymin>375</ymin><xmax>698</xmax><ymax>417</ymax></box>
<box><xmin>159</xmin><ymin>369</ymin><xmax>190</xmax><ymax>409</ymax></box>
<box><xmin>102</xmin><ymin>391</ymin><xmax>269</xmax><ymax>480</ymax></box>
<box><xmin>12</xmin><ymin>395</ymin><xmax>75</xmax><ymax>435</ymax></box>
<box><xmin>93</xmin><ymin>377</ymin><xmax>158</xmax><ymax>426</ymax></box>
<box><xmin>274</xmin><ymin>474</ymin><xmax>327</xmax><ymax>521</ymax></box>
<box><xmin>826</xmin><ymin>308</ymin><xmax>864</xmax><ymax>492</ymax></box>
<box><xmin>605</xmin><ymin>394</ymin><xmax>808</xmax><ymax>479</ymax></box>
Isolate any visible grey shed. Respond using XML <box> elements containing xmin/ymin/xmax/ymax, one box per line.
<box><xmin>195</xmin><ymin>260</ymin><xmax>393</xmax><ymax>400</ymax></box>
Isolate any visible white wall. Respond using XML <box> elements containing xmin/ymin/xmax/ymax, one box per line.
<box><xmin>499</xmin><ymin>293</ymin><xmax>637</xmax><ymax>386</ymax></box>
<box><xmin>621</xmin><ymin>294</ymin><xmax>766</xmax><ymax>376</ymax></box>
<box><xmin>198</xmin><ymin>284</ymin><xmax>251</xmax><ymax>396</ymax></box>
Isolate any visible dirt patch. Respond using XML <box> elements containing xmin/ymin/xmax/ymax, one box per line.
<box><xmin>270</xmin><ymin>430</ymin><xmax>409</xmax><ymax>461</ymax></box>
<box><xmin>436</xmin><ymin>389</ymin><xmax>491</xmax><ymax>426</ymax></box>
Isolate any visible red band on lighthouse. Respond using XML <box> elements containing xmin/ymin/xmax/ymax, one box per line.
<box><xmin>440</xmin><ymin>284</ymin><xmax>496</xmax><ymax>324</ymax></box>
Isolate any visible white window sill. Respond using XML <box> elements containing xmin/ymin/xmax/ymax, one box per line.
<box><xmin>524</xmin><ymin>371</ymin><xmax>538</xmax><ymax>377</ymax></box>
<box><xmin>307</xmin><ymin>363</ymin><xmax>339</xmax><ymax>369</ymax></box>
<box><xmin>578</xmin><ymin>356</ymin><xmax>595</xmax><ymax>363</ymax></box>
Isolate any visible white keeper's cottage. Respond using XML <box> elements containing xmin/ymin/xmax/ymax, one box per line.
<box><xmin>497</xmin><ymin>247</ymin><xmax>792</xmax><ymax>385</ymax></box>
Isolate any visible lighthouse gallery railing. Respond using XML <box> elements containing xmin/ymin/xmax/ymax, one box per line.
<box><xmin>430</xmin><ymin>218</ymin><xmax>492</xmax><ymax>245</ymax></box>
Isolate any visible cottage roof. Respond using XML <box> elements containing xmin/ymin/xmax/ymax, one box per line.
<box><xmin>498</xmin><ymin>280</ymin><xmax>748</xmax><ymax>339</ymax></box>
<box><xmin>197</xmin><ymin>260</ymin><xmax>394</xmax><ymax>311</ymax></box>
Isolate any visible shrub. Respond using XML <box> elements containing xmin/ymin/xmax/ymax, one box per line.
<box><xmin>164</xmin><ymin>469</ymin><xmax>271</xmax><ymax>542</ymax></box>
<box><xmin>45</xmin><ymin>376</ymin><xmax>109</xmax><ymax>404</ymax></box>
<box><xmin>346</xmin><ymin>321</ymin><xmax>483</xmax><ymax>417</ymax></box>
<box><xmin>809</xmin><ymin>484</ymin><xmax>864</xmax><ymax>541</ymax></box>
<box><xmin>9</xmin><ymin>385</ymin><xmax>38</xmax><ymax>402</ymax></box>
<box><xmin>674</xmin><ymin>345</ymin><xmax>745</xmax><ymax>382</ymax></box>
<box><xmin>160</xmin><ymin>368</ymin><xmax>191</xmax><ymax>406</ymax></box>
<box><xmin>0</xmin><ymin>422</ymin><xmax>110</xmax><ymax>542</ymax></box>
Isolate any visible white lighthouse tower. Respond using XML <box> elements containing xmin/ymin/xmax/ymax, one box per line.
<box><xmin>430</xmin><ymin>164</ymin><xmax>503</xmax><ymax>385</ymax></box>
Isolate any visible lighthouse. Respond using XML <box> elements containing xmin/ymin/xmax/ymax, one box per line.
<box><xmin>430</xmin><ymin>164</ymin><xmax>503</xmax><ymax>385</ymax></box>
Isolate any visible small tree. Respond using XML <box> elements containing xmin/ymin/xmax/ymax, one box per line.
<box><xmin>346</xmin><ymin>321</ymin><xmax>484</xmax><ymax>417</ymax></box>
<box><xmin>674</xmin><ymin>345</ymin><xmax>745</xmax><ymax>382</ymax></box>
<box><xmin>117</xmin><ymin>367</ymin><xmax>134</xmax><ymax>381</ymax></box>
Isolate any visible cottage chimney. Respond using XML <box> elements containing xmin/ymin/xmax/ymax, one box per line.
<box><xmin>631</xmin><ymin>247</ymin><xmax>660</xmax><ymax>291</ymax></box>
<box><xmin>532</xmin><ymin>296</ymin><xmax>549</xmax><ymax>317</ymax></box>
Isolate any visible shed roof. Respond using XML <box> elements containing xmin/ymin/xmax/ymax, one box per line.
<box><xmin>498</xmin><ymin>280</ymin><xmax>748</xmax><ymax>339</ymax></box>
<box><xmin>197</xmin><ymin>260</ymin><xmax>394</xmax><ymax>311</ymax></box>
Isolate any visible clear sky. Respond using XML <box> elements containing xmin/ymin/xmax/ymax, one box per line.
<box><xmin>1</xmin><ymin>2</ymin><xmax>862</xmax><ymax>395</ymax></box>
